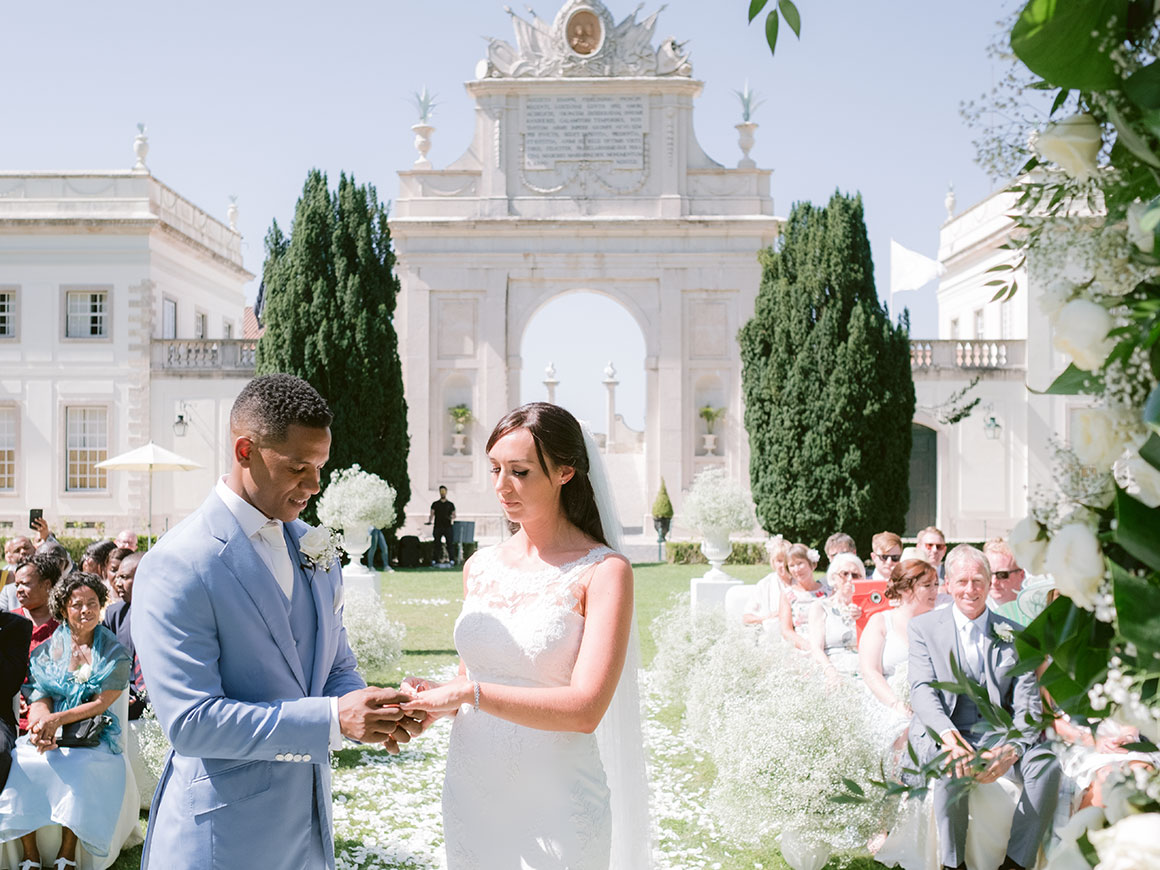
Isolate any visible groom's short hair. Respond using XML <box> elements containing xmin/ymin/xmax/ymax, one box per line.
<box><xmin>231</xmin><ymin>374</ymin><xmax>333</xmax><ymax>444</ymax></box>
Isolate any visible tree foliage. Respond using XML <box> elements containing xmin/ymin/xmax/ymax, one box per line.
<box><xmin>738</xmin><ymin>190</ymin><xmax>915</xmax><ymax>555</ymax></box>
<box><xmin>256</xmin><ymin>169</ymin><xmax>410</xmax><ymax>528</ymax></box>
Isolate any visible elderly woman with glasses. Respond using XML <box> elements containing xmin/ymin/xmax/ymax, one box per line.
<box><xmin>806</xmin><ymin>553</ymin><xmax>865</xmax><ymax>679</ymax></box>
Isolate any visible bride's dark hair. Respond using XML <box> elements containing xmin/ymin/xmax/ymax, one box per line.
<box><xmin>486</xmin><ymin>402</ymin><xmax>609</xmax><ymax>547</ymax></box>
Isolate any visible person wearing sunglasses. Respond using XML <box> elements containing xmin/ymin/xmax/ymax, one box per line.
<box><xmin>869</xmin><ymin>531</ymin><xmax>903</xmax><ymax>582</ymax></box>
<box><xmin>983</xmin><ymin>539</ymin><xmax>1027</xmax><ymax>625</ymax></box>
<box><xmin>916</xmin><ymin>526</ymin><xmax>948</xmax><ymax>581</ymax></box>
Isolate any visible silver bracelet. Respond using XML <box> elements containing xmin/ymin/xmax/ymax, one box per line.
<box><xmin>472</xmin><ymin>680</ymin><xmax>481</xmax><ymax>712</ymax></box>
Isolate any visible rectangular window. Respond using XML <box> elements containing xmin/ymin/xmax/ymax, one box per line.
<box><xmin>1000</xmin><ymin>299</ymin><xmax>1013</xmax><ymax>339</ymax></box>
<box><xmin>949</xmin><ymin>318</ymin><xmax>960</xmax><ymax>340</ymax></box>
<box><xmin>0</xmin><ymin>406</ymin><xmax>15</xmax><ymax>491</ymax></box>
<box><xmin>66</xmin><ymin>290</ymin><xmax>108</xmax><ymax>338</ymax></box>
<box><xmin>223</xmin><ymin>319</ymin><xmax>233</xmax><ymax>339</ymax></box>
<box><xmin>974</xmin><ymin>308</ymin><xmax>985</xmax><ymax>339</ymax></box>
<box><xmin>194</xmin><ymin>311</ymin><xmax>207</xmax><ymax>340</ymax></box>
<box><xmin>65</xmin><ymin>407</ymin><xmax>108</xmax><ymax>491</ymax></box>
<box><xmin>0</xmin><ymin>290</ymin><xmax>14</xmax><ymax>338</ymax></box>
<box><xmin>162</xmin><ymin>298</ymin><xmax>177</xmax><ymax>339</ymax></box>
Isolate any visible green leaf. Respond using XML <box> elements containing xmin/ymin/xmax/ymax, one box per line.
<box><xmin>1107</xmin><ymin>101</ymin><xmax>1160</xmax><ymax>169</ymax></box>
<box><xmin>778</xmin><ymin>0</ymin><xmax>801</xmax><ymax>38</ymax></box>
<box><xmin>1050</xmin><ymin>88</ymin><xmax>1071</xmax><ymax>116</ymax></box>
<box><xmin>1011</xmin><ymin>0</ymin><xmax>1129</xmax><ymax>91</ymax></box>
<box><xmin>748</xmin><ymin>0</ymin><xmax>769</xmax><ymax>23</ymax></box>
<box><xmin>764</xmin><ymin>8</ymin><xmax>779</xmax><ymax>54</ymax></box>
<box><xmin>987</xmin><ymin>263</ymin><xmax>1015</xmax><ymax>272</ymax></box>
<box><xmin>1126</xmin><ymin>61</ymin><xmax>1160</xmax><ymax>110</ymax></box>
<box><xmin>1115</xmin><ymin>486</ymin><xmax>1160</xmax><ymax>571</ymax></box>
<box><xmin>1140</xmin><ymin>432</ymin><xmax>1160</xmax><ymax>472</ymax></box>
<box><xmin>840</xmin><ymin>776</ymin><xmax>865</xmax><ymax>796</ymax></box>
<box><xmin>1145</xmin><ymin>383</ymin><xmax>1160</xmax><ymax>434</ymax></box>
<box><xmin>991</xmin><ymin>286</ymin><xmax>1010</xmax><ymax>302</ymax></box>
<box><xmin>1029</xmin><ymin>362</ymin><xmax>1104</xmax><ymax>395</ymax></box>
<box><xmin>1111</xmin><ymin>561</ymin><xmax>1160</xmax><ymax>657</ymax></box>
<box><xmin>1139</xmin><ymin>199</ymin><xmax>1160</xmax><ymax>233</ymax></box>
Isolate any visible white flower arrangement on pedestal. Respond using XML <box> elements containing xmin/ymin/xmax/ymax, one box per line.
<box><xmin>316</xmin><ymin>464</ymin><xmax>399</xmax><ymax>542</ymax></box>
<box><xmin>680</xmin><ymin>467</ymin><xmax>754</xmax><ymax>537</ymax></box>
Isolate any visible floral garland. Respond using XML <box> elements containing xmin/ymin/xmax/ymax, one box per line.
<box><xmin>980</xmin><ymin>1</ymin><xmax>1160</xmax><ymax>861</ymax></box>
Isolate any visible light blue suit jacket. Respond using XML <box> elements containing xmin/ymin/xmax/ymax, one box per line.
<box><xmin>132</xmin><ymin>490</ymin><xmax>365</xmax><ymax>869</ymax></box>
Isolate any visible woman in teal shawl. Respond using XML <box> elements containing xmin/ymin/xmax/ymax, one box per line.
<box><xmin>0</xmin><ymin>572</ymin><xmax>134</xmax><ymax>870</ymax></box>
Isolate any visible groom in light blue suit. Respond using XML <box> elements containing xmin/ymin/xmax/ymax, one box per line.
<box><xmin>133</xmin><ymin>374</ymin><xmax>419</xmax><ymax>869</ymax></box>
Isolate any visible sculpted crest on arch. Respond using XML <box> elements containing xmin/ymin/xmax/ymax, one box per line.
<box><xmin>481</xmin><ymin>0</ymin><xmax>692</xmax><ymax>79</ymax></box>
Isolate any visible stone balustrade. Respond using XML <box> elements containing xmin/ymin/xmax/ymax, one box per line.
<box><xmin>151</xmin><ymin>339</ymin><xmax>257</xmax><ymax>374</ymax></box>
<box><xmin>909</xmin><ymin>339</ymin><xmax>1026</xmax><ymax>371</ymax></box>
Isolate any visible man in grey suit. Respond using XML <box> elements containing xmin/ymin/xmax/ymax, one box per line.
<box><xmin>908</xmin><ymin>544</ymin><xmax>1060</xmax><ymax>870</ymax></box>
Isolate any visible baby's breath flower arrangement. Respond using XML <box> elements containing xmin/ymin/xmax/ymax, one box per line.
<box><xmin>680</xmin><ymin>467</ymin><xmax>754</xmax><ymax>536</ymax></box>
<box><xmin>341</xmin><ymin>587</ymin><xmax>405</xmax><ymax>679</ymax></box>
<box><xmin>316</xmin><ymin>465</ymin><xmax>399</xmax><ymax>537</ymax></box>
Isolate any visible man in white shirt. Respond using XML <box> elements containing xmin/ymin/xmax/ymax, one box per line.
<box><xmin>0</xmin><ymin>535</ymin><xmax>34</xmax><ymax>611</ymax></box>
<box><xmin>907</xmin><ymin>545</ymin><xmax>1059</xmax><ymax>870</ymax></box>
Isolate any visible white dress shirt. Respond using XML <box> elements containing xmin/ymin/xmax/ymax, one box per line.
<box><xmin>214</xmin><ymin>477</ymin><xmax>342</xmax><ymax>749</ymax></box>
<box><xmin>951</xmin><ymin>604</ymin><xmax>989</xmax><ymax>681</ymax></box>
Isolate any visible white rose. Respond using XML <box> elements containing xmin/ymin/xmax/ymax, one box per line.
<box><xmin>1053</xmin><ymin>299</ymin><xmax>1114</xmax><ymax>372</ymax></box>
<box><xmin>1035</xmin><ymin>113</ymin><xmax>1102</xmax><ymax>181</ymax></box>
<box><xmin>1044</xmin><ymin>806</ymin><xmax>1105</xmax><ymax>870</ymax></box>
<box><xmin>1125</xmin><ymin>449</ymin><xmax>1160</xmax><ymax>508</ymax></box>
<box><xmin>1072</xmin><ymin>407</ymin><xmax>1132</xmax><ymax>470</ymax></box>
<box><xmin>1045</xmin><ymin>523</ymin><xmax>1105</xmax><ymax>611</ymax></box>
<box><xmin>1038</xmin><ymin>278</ymin><xmax>1075</xmax><ymax>319</ymax></box>
<box><xmin>1127</xmin><ymin>200</ymin><xmax>1156</xmax><ymax>254</ymax></box>
<box><xmin>1089</xmin><ymin>813</ymin><xmax>1160</xmax><ymax>870</ymax></box>
<box><xmin>1010</xmin><ymin>516</ymin><xmax>1048</xmax><ymax>574</ymax></box>
<box><xmin>299</xmin><ymin>525</ymin><xmax>332</xmax><ymax>558</ymax></box>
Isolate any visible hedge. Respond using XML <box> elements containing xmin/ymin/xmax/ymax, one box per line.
<box><xmin>665</xmin><ymin>541</ymin><xmax>768</xmax><ymax>566</ymax></box>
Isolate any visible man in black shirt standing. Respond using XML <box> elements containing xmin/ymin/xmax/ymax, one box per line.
<box><xmin>427</xmin><ymin>486</ymin><xmax>456</xmax><ymax>567</ymax></box>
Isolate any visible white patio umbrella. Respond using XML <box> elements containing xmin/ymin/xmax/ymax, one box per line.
<box><xmin>96</xmin><ymin>441</ymin><xmax>203</xmax><ymax>546</ymax></box>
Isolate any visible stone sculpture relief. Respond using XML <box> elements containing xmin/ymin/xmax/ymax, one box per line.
<box><xmin>481</xmin><ymin>0</ymin><xmax>691</xmax><ymax>78</ymax></box>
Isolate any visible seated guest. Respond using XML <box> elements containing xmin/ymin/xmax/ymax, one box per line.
<box><xmin>824</xmin><ymin>532</ymin><xmax>857</xmax><ymax>561</ymax></box>
<box><xmin>916</xmin><ymin>525</ymin><xmax>948</xmax><ymax>582</ymax></box>
<box><xmin>81</xmin><ymin>541</ymin><xmax>119</xmax><ymax>603</ymax></box>
<box><xmin>102</xmin><ymin>552</ymin><xmax>147</xmax><ymax>719</ymax></box>
<box><xmin>12</xmin><ymin>555</ymin><xmax>63</xmax><ymax>733</ymax></box>
<box><xmin>779</xmin><ymin>544</ymin><xmax>827</xmax><ymax>650</ymax></box>
<box><xmin>984</xmin><ymin>539</ymin><xmax>1027</xmax><ymax>625</ymax></box>
<box><xmin>908</xmin><ymin>544</ymin><xmax>1060</xmax><ymax>870</ymax></box>
<box><xmin>869</xmin><ymin>531</ymin><xmax>903</xmax><ymax>582</ymax></box>
<box><xmin>113</xmin><ymin>530</ymin><xmax>138</xmax><ymax>553</ymax></box>
<box><xmin>860</xmin><ymin>559</ymin><xmax>939</xmax><ymax>718</ymax></box>
<box><xmin>0</xmin><ymin>611</ymin><xmax>33</xmax><ymax>791</ymax></box>
<box><xmin>103</xmin><ymin>548</ymin><xmax>132</xmax><ymax>590</ymax></box>
<box><xmin>743</xmin><ymin>536</ymin><xmax>792</xmax><ymax>629</ymax></box>
<box><xmin>0</xmin><ymin>572</ymin><xmax>133</xmax><ymax>870</ymax></box>
<box><xmin>36</xmin><ymin>541</ymin><xmax>73</xmax><ymax>580</ymax></box>
<box><xmin>807</xmin><ymin>553</ymin><xmax>864</xmax><ymax>677</ymax></box>
<box><xmin>2</xmin><ymin>535</ymin><xmax>35</xmax><ymax>612</ymax></box>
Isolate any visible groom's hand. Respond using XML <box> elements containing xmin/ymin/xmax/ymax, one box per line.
<box><xmin>339</xmin><ymin>687</ymin><xmax>419</xmax><ymax>744</ymax></box>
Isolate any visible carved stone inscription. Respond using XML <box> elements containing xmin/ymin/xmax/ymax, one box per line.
<box><xmin>524</xmin><ymin>95</ymin><xmax>647</xmax><ymax>170</ymax></box>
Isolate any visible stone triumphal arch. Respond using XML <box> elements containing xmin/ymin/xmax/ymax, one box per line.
<box><xmin>390</xmin><ymin>0</ymin><xmax>779</xmax><ymax>534</ymax></box>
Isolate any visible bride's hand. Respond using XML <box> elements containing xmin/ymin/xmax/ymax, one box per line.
<box><xmin>400</xmin><ymin>676</ymin><xmax>432</xmax><ymax>698</ymax></box>
<box><xmin>401</xmin><ymin>675</ymin><xmax>472</xmax><ymax>717</ymax></box>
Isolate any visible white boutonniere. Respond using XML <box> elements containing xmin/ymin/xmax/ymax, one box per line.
<box><xmin>299</xmin><ymin>525</ymin><xmax>343</xmax><ymax>572</ymax></box>
<box><xmin>993</xmin><ymin>622</ymin><xmax>1016</xmax><ymax>644</ymax></box>
<box><xmin>72</xmin><ymin>662</ymin><xmax>92</xmax><ymax>684</ymax></box>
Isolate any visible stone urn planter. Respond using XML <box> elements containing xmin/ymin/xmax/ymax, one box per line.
<box><xmin>451</xmin><ymin>432</ymin><xmax>468</xmax><ymax>455</ymax></box>
<box><xmin>690</xmin><ymin>527</ymin><xmax>742</xmax><ymax>615</ymax></box>
<box><xmin>341</xmin><ymin>527</ymin><xmax>377</xmax><ymax>596</ymax></box>
<box><xmin>701</xmin><ymin>433</ymin><xmax>718</xmax><ymax>455</ymax></box>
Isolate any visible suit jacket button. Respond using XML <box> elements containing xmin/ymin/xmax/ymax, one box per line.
<box><xmin>275</xmin><ymin>753</ymin><xmax>285</xmax><ymax>761</ymax></box>
<box><xmin>303</xmin><ymin>754</ymin><xmax>311</xmax><ymax>762</ymax></box>
<box><xmin>293</xmin><ymin>753</ymin><xmax>303</xmax><ymax>762</ymax></box>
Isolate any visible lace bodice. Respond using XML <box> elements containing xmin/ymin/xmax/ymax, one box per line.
<box><xmin>455</xmin><ymin>544</ymin><xmax>615</xmax><ymax>687</ymax></box>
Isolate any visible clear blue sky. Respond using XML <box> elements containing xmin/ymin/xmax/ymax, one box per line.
<box><xmin>1</xmin><ymin>0</ymin><xmax>1012</xmax><ymax>430</ymax></box>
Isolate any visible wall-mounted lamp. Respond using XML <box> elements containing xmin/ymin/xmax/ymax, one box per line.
<box><xmin>983</xmin><ymin>403</ymin><xmax>1002</xmax><ymax>440</ymax></box>
<box><xmin>173</xmin><ymin>401</ymin><xmax>189</xmax><ymax>437</ymax></box>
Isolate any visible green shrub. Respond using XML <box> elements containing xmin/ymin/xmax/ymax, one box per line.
<box><xmin>665</xmin><ymin>541</ymin><xmax>767</xmax><ymax>565</ymax></box>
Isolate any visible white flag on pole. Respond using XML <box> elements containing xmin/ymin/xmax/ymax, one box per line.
<box><xmin>890</xmin><ymin>239</ymin><xmax>945</xmax><ymax>296</ymax></box>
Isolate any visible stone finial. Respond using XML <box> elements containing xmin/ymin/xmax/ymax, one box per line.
<box><xmin>227</xmin><ymin>195</ymin><xmax>239</xmax><ymax>232</ymax></box>
<box><xmin>133</xmin><ymin>123</ymin><xmax>149</xmax><ymax>173</ymax></box>
<box><xmin>603</xmin><ymin>361</ymin><xmax>618</xmax><ymax>382</ymax></box>
<box><xmin>945</xmin><ymin>183</ymin><xmax>956</xmax><ymax>221</ymax></box>
<box><xmin>543</xmin><ymin>360</ymin><xmax>559</xmax><ymax>403</ymax></box>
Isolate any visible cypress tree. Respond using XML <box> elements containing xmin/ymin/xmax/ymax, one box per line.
<box><xmin>738</xmin><ymin>190</ymin><xmax>915</xmax><ymax>556</ymax></box>
<box><xmin>256</xmin><ymin>170</ymin><xmax>410</xmax><ymax>528</ymax></box>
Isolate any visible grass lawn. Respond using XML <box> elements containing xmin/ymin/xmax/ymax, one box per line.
<box><xmin>108</xmin><ymin>561</ymin><xmax>884</xmax><ymax>869</ymax></box>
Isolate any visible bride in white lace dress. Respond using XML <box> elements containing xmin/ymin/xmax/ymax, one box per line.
<box><xmin>402</xmin><ymin>403</ymin><xmax>650</xmax><ymax>870</ymax></box>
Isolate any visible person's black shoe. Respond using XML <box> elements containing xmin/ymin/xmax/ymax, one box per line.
<box><xmin>942</xmin><ymin>864</ymin><xmax>965</xmax><ymax>870</ymax></box>
<box><xmin>998</xmin><ymin>857</ymin><xmax>1026</xmax><ymax>870</ymax></box>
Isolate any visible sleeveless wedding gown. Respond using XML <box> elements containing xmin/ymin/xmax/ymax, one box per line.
<box><xmin>442</xmin><ymin>544</ymin><xmax>616</xmax><ymax>869</ymax></box>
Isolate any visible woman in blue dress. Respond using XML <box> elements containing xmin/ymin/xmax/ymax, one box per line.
<box><xmin>0</xmin><ymin>571</ymin><xmax>131</xmax><ymax>870</ymax></box>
